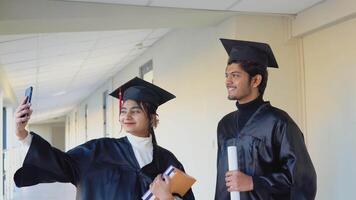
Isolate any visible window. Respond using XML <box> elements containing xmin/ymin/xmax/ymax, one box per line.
<box><xmin>84</xmin><ymin>104</ymin><xmax>88</xmax><ymax>141</ymax></box>
<box><xmin>2</xmin><ymin>107</ymin><xmax>5</xmax><ymax>196</ymax></box>
<box><xmin>67</xmin><ymin>116</ymin><xmax>71</xmax><ymax>149</ymax></box>
<box><xmin>140</xmin><ymin>60</ymin><xmax>153</xmax><ymax>83</ymax></box>
<box><xmin>103</xmin><ymin>90</ymin><xmax>109</xmax><ymax>137</ymax></box>
<box><xmin>74</xmin><ymin>111</ymin><xmax>78</xmax><ymax>143</ymax></box>
<box><xmin>2</xmin><ymin>107</ymin><xmax>6</xmax><ymax>150</ymax></box>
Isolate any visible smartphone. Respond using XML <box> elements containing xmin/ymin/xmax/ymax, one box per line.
<box><xmin>22</xmin><ymin>86</ymin><xmax>33</xmax><ymax>120</ymax></box>
<box><xmin>25</xmin><ymin>86</ymin><xmax>33</xmax><ymax>104</ymax></box>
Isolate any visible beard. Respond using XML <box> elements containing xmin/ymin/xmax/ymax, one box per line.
<box><xmin>227</xmin><ymin>95</ymin><xmax>238</xmax><ymax>100</ymax></box>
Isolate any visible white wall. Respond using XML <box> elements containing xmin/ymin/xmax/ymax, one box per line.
<box><xmin>29</xmin><ymin>123</ymin><xmax>65</xmax><ymax>151</ymax></box>
<box><xmin>52</xmin><ymin>125</ymin><xmax>65</xmax><ymax>151</ymax></box>
<box><xmin>65</xmin><ymin>81</ymin><xmax>115</xmax><ymax>151</ymax></box>
<box><xmin>29</xmin><ymin>124</ymin><xmax>52</xmax><ymax>143</ymax></box>
<box><xmin>302</xmin><ymin>17</ymin><xmax>356</xmax><ymax>200</ymax></box>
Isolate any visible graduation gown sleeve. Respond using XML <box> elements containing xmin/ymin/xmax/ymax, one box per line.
<box><xmin>251</xmin><ymin>119</ymin><xmax>317</xmax><ymax>199</ymax></box>
<box><xmin>14</xmin><ymin>132</ymin><xmax>93</xmax><ymax>187</ymax></box>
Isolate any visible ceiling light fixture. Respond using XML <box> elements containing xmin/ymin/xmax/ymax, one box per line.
<box><xmin>53</xmin><ymin>91</ymin><xmax>67</xmax><ymax>96</ymax></box>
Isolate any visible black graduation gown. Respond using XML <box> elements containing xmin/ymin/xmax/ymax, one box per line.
<box><xmin>14</xmin><ymin>132</ymin><xmax>195</xmax><ymax>200</ymax></box>
<box><xmin>215</xmin><ymin>102</ymin><xmax>317</xmax><ymax>200</ymax></box>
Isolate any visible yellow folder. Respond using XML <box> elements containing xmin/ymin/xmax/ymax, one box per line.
<box><xmin>169</xmin><ymin>167</ymin><xmax>196</xmax><ymax>197</ymax></box>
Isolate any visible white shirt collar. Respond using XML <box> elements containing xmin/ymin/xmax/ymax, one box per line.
<box><xmin>126</xmin><ymin>132</ymin><xmax>153</xmax><ymax>149</ymax></box>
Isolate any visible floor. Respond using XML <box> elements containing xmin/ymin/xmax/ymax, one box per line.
<box><xmin>12</xmin><ymin>182</ymin><xmax>76</xmax><ymax>200</ymax></box>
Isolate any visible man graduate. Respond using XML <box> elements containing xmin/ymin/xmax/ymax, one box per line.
<box><xmin>215</xmin><ymin>39</ymin><xmax>317</xmax><ymax>200</ymax></box>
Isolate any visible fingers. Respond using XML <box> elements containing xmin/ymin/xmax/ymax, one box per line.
<box><xmin>15</xmin><ymin>102</ymin><xmax>32</xmax><ymax>126</ymax></box>
<box><xmin>15</xmin><ymin>103</ymin><xmax>28</xmax><ymax>113</ymax></box>
<box><xmin>16</xmin><ymin>103</ymin><xmax>31</xmax><ymax>115</ymax></box>
<box><xmin>16</xmin><ymin>108</ymin><xmax>31</xmax><ymax>118</ymax></box>
<box><xmin>227</xmin><ymin>185</ymin><xmax>237</xmax><ymax>192</ymax></box>
<box><xmin>16</xmin><ymin>116</ymin><xmax>30</xmax><ymax>124</ymax></box>
<box><xmin>225</xmin><ymin>170</ymin><xmax>238</xmax><ymax>191</ymax></box>
<box><xmin>21</xmin><ymin>97</ymin><xmax>28</xmax><ymax>105</ymax></box>
<box><xmin>225</xmin><ymin>170</ymin><xmax>238</xmax><ymax>177</ymax></box>
<box><xmin>152</xmin><ymin>174</ymin><xmax>170</xmax><ymax>186</ymax></box>
<box><xmin>26</xmin><ymin>109</ymin><xmax>33</xmax><ymax>119</ymax></box>
<box><xmin>28</xmin><ymin>109</ymin><xmax>33</xmax><ymax>117</ymax></box>
<box><xmin>154</xmin><ymin>174</ymin><xmax>162</xmax><ymax>182</ymax></box>
<box><xmin>163</xmin><ymin>175</ymin><xmax>170</xmax><ymax>184</ymax></box>
<box><xmin>16</xmin><ymin>115</ymin><xmax>31</xmax><ymax>126</ymax></box>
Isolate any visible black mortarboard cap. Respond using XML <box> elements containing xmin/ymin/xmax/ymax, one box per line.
<box><xmin>109</xmin><ymin>77</ymin><xmax>175</xmax><ymax>108</ymax></box>
<box><xmin>220</xmin><ymin>38</ymin><xmax>278</xmax><ymax>68</ymax></box>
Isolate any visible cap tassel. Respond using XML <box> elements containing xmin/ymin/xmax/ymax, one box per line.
<box><xmin>119</xmin><ymin>90</ymin><xmax>122</xmax><ymax>115</ymax></box>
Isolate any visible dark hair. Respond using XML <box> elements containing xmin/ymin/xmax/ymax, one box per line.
<box><xmin>228</xmin><ymin>60</ymin><xmax>268</xmax><ymax>96</ymax></box>
<box><xmin>136</xmin><ymin>101</ymin><xmax>159</xmax><ymax>145</ymax></box>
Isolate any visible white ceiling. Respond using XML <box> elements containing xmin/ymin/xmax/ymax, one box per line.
<box><xmin>67</xmin><ymin>0</ymin><xmax>325</xmax><ymax>14</ymax></box>
<box><xmin>0</xmin><ymin>0</ymin><xmax>326</xmax><ymax>124</ymax></box>
<box><xmin>0</xmin><ymin>29</ymin><xmax>170</xmax><ymax>123</ymax></box>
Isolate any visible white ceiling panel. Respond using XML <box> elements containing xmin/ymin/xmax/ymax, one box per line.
<box><xmin>142</xmin><ymin>38</ymin><xmax>161</xmax><ymax>48</ymax></box>
<box><xmin>82</xmin><ymin>64</ymin><xmax>116</xmax><ymax>72</ymax></box>
<box><xmin>89</xmin><ymin>47</ymin><xmax>129</xmax><ymax>59</ymax></box>
<box><xmin>36</xmin><ymin>88</ymin><xmax>67</xmax><ymax>98</ymax></box>
<box><xmin>39</xmin><ymin>32</ymin><xmax>99</xmax><ymax>48</ymax></box>
<box><xmin>76</xmin><ymin>68</ymin><xmax>108</xmax><ymax>78</ymax></box>
<box><xmin>8</xmin><ymin>75</ymin><xmax>37</xmax><ymax>84</ymax></box>
<box><xmin>150</xmin><ymin>0</ymin><xmax>238</xmax><ymax>10</ymax></box>
<box><xmin>0</xmin><ymin>51</ymin><xmax>37</xmax><ymax>65</ymax></box>
<box><xmin>96</xmin><ymin>30</ymin><xmax>151</xmax><ymax>49</ymax></box>
<box><xmin>229</xmin><ymin>0</ymin><xmax>323</xmax><ymax>14</ymax></box>
<box><xmin>5</xmin><ymin>68</ymin><xmax>37</xmax><ymax>88</ymax></box>
<box><xmin>64</xmin><ymin>0</ymin><xmax>324</xmax><ymax>14</ymax></box>
<box><xmin>146</xmin><ymin>29</ymin><xmax>171</xmax><ymax>39</ymax></box>
<box><xmin>0</xmin><ymin>29</ymin><xmax>171</xmax><ymax>123</ymax></box>
<box><xmin>8</xmin><ymin>79</ymin><xmax>36</xmax><ymax>89</ymax></box>
<box><xmin>69</xmin><ymin>0</ymin><xmax>149</xmax><ymax>6</ymax></box>
<box><xmin>5</xmin><ymin>67</ymin><xmax>37</xmax><ymax>77</ymax></box>
<box><xmin>0</xmin><ymin>36</ymin><xmax>37</xmax><ymax>55</ymax></box>
<box><xmin>84</xmin><ymin>54</ymin><xmax>125</xmax><ymax>66</ymax></box>
<box><xmin>3</xmin><ymin>61</ymin><xmax>37</xmax><ymax>72</ymax></box>
<box><xmin>82</xmin><ymin>61</ymin><xmax>118</xmax><ymax>71</ymax></box>
<box><xmin>38</xmin><ymin>52</ymin><xmax>88</xmax><ymax>66</ymax></box>
<box><xmin>37</xmin><ymin>72</ymin><xmax>74</xmax><ymax>83</ymax></box>
<box><xmin>39</xmin><ymin>64</ymin><xmax>81</xmax><ymax>73</ymax></box>
<box><xmin>0</xmin><ymin>35</ymin><xmax>37</xmax><ymax>43</ymax></box>
<box><xmin>39</xmin><ymin>41</ymin><xmax>95</xmax><ymax>58</ymax></box>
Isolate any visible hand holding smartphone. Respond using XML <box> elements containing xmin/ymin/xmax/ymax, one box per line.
<box><xmin>15</xmin><ymin>86</ymin><xmax>33</xmax><ymax>139</ymax></box>
<box><xmin>20</xmin><ymin>86</ymin><xmax>33</xmax><ymax>119</ymax></box>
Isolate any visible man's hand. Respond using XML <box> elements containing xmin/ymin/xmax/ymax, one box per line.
<box><xmin>150</xmin><ymin>174</ymin><xmax>174</xmax><ymax>200</ymax></box>
<box><xmin>225</xmin><ymin>170</ymin><xmax>253</xmax><ymax>192</ymax></box>
<box><xmin>15</xmin><ymin>97</ymin><xmax>32</xmax><ymax>140</ymax></box>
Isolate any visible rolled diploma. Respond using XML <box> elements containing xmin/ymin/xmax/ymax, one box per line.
<box><xmin>227</xmin><ymin>146</ymin><xmax>240</xmax><ymax>200</ymax></box>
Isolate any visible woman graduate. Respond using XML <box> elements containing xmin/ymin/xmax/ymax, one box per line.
<box><xmin>14</xmin><ymin>77</ymin><xmax>195</xmax><ymax>200</ymax></box>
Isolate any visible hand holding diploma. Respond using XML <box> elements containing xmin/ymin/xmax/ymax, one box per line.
<box><xmin>227</xmin><ymin>146</ymin><xmax>240</xmax><ymax>200</ymax></box>
<box><xmin>226</xmin><ymin>146</ymin><xmax>253</xmax><ymax>199</ymax></box>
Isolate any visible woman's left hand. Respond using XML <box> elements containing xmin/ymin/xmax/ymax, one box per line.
<box><xmin>150</xmin><ymin>174</ymin><xmax>174</xmax><ymax>200</ymax></box>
